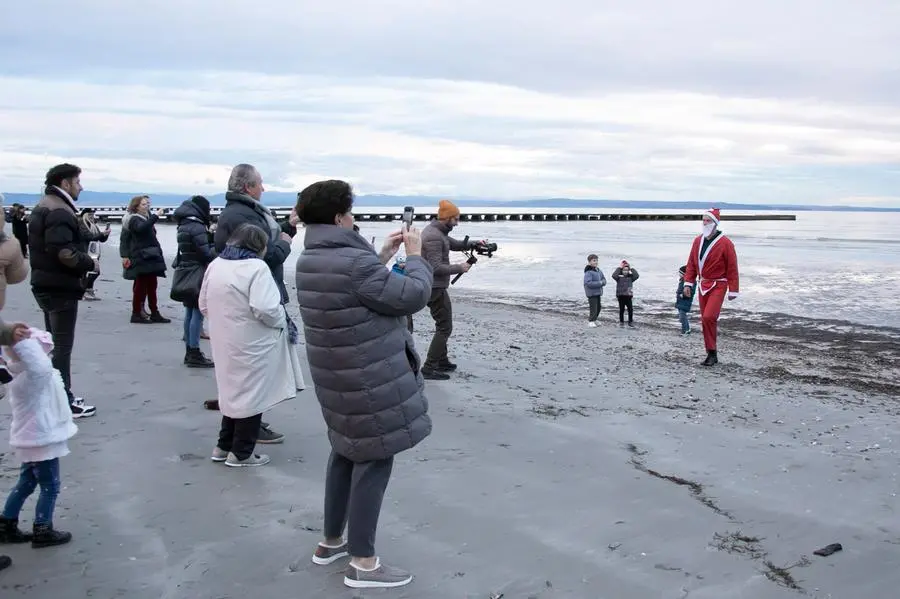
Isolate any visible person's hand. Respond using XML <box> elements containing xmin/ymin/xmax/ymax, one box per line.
<box><xmin>683</xmin><ymin>286</ymin><xmax>693</xmax><ymax>298</ymax></box>
<box><xmin>10</xmin><ymin>323</ymin><xmax>30</xmax><ymax>343</ymax></box>
<box><xmin>459</xmin><ymin>261</ymin><xmax>472</xmax><ymax>273</ymax></box>
<box><xmin>402</xmin><ymin>226</ymin><xmax>422</xmax><ymax>256</ymax></box>
<box><xmin>104</xmin><ymin>224</ymin><xmax>112</xmax><ymax>232</ymax></box>
<box><xmin>381</xmin><ymin>230</ymin><xmax>405</xmax><ymax>255</ymax></box>
<box><xmin>155</xmin><ymin>208</ymin><xmax>165</xmax><ymax>217</ymax></box>
<box><xmin>280</xmin><ymin>232</ymin><xmax>292</xmax><ymax>243</ymax></box>
<box><xmin>122</xmin><ymin>257</ymin><xmax>131</xmax><ymax>269</ymax></box>
<box><xmin>289</xmin><ymin>208</ymin><xmax>300</xmax><ymax>227</ymax></box>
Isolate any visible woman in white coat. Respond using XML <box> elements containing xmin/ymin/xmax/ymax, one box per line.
<box><xmin>199</xmin><ymin>223</ymin><xmax>304</xmax><ymax>467</ymax></box>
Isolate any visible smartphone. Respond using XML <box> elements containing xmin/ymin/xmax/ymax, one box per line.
<box><xmin>402</xmin><ymin>206</ymin><xmax>415</xmax><ymax>230</ymax></box>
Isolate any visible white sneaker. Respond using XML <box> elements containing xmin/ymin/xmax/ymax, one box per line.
<box><xmin>71</xmin><ymin>397</ymin><xmax>96</xmax><ymax>419</ymax></box>
<box><xmin>588</xmin><ymin>321</ymin><xmax>597</xmax><ymax>328</ymax></box>
<box><xmin>225</xmin><ymin>452</ymin><xmax>270</xmax><ymax>467</ymax></box>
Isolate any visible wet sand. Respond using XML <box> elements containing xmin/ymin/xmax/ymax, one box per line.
<box><xmin>1</xmin><ymin>250</ymin><xmax>898</xmax><ymax>599</ymax></box>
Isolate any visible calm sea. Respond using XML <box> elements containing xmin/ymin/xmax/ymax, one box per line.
<box><xmin>99</xmin><ymin>208</ymin><xmax>900</xmax><ymax>329</ymax></box>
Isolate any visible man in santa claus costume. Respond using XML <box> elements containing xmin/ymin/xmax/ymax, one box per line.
<box><xmin>682</xmin><ymin>208</ymin><xmax>739</xmax><ymax>366</ymax></box>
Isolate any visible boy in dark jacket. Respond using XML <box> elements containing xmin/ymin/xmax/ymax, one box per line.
<box><xmin>583</xmin><ymin>254</ymin><xmax>606</xmax><ymax>327</ymax></box>
<box><xmin>675</xmin><ymin>265</ymin><xmax>694</xmax><ymax>334</ymax></box>
<box><xmin>612</xmin><ymin>260</ymin><xmax>639</xmax><ymax>326</ymax></box>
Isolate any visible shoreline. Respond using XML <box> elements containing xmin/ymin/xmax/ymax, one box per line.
<box><xmin>0</xmin><ymin>249</ymin><xmax>896</xmax><ymax>598</ymax></box>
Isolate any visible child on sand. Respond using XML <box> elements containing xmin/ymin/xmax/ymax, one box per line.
<box><xmin>583</xmin><ymin>254</ymin><xmax>606</xmax><ymax>327</ymax></box>
<box><xmin>0</xmin><ymin>328</ymin><xmax>77</xmax><ymax>550</ymax></box>
<box><xmin>675</xmin><ymin>265</ymin><xmax>694</xmax><ymax>335</ymax></box>
<box><xmin>612</xmin><ymin>260</ymin><xmax>639</xmax><ymax>327</ymax></box>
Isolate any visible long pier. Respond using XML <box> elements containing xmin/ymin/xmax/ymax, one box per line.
<box><xmin>58</xmin><ymin>207</ymin><xmax>797</xmax><ymax>223</ymax></box>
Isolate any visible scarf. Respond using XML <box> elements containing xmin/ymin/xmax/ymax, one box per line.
<box><xmin>219</xmin><ymin>246</ymin><xmax>299</xmax><ymax>344</ymax></box>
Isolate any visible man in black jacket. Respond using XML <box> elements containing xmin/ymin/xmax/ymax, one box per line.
<box><xmin>214</xmin><ymin>164</ymin><xmax>293</xmax><ymax>304</ymax></box>
<box><xmin>209</xmin><ymin>164</ymin><xmax>292</xmax><ymax>443</ymax></box>
<box><xmin>28</xmin><ymin>163</ymin><xmax>97</xmax><ymax>418</ymax></box>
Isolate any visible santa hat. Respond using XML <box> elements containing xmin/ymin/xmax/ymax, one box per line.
<box><xmin>438</xmin><ymin>199</ymin><xmax>460</xmax><ymax>220</ymax></box>
<box><xmin>703</xmin><ymin>208</ymin><xmax>721</xmax><ymax>224</ymax></box>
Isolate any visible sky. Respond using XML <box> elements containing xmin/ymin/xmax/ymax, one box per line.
<box><xmin>1</xmin><ymin>0</ymin><xmax>899</xmax><ymax>206</ymax></box>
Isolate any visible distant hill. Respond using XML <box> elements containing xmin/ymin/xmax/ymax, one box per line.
<box><xmin>2</xmin><ymin>191</ymin><xmax>898</xmax><ymax>212</ymax></box>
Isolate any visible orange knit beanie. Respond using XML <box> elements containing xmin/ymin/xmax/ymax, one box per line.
<box><xmin>438</xmin><ymin>199</ymin><xmax>460</xmax><ymax>220</ymax></box>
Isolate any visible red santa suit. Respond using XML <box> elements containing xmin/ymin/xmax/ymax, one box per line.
<box><xmin>683</xmin><ymin>208</ymin><xmax>739</xmax><ymax>352</ymax></box>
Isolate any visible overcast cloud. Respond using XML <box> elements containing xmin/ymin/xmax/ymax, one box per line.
<box><xmin>1</xmin><ymin>0</ymin><xmax>898</xmax><ymax>205</ymax></box>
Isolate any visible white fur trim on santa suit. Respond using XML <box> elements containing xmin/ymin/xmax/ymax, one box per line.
<box><xmin>703</xmin><ymin>210</ymin><xmax>720</xmax><ymax>224</ymax></box>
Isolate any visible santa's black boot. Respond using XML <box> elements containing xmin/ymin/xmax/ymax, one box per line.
<box><xmin>702</xmin><ymin>350</ymin><xmax>718</xmax><ymax>367</ymax></box>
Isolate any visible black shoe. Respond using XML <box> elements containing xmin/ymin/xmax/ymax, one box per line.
<box><xmin>31</xmin><ymin>523</ymin><xmax>71</xmax><ymax>548</ymax></box>
<box><xmin>702</xmin><ymin>350</ymin><xmax>718</xmax><ymax>367</ymax></box>
<box><xmin>184</xmin><ymin>348</ymin><xmax>214</xmax><ymax>368</ymax></box>
<box><xmin>0</xmin><ymin>554</ymin><xmax>10</xmax><ymax>571</ymax></box>
<box><xmin>0</xmin><ymin>518</ymin><xmax>32</xmax><ymax>544</ymax></box>
<box><xmin>149</xmin><ymin>312</ymin><xmax>171</xmax><ymax>324</ymax></box>
<box><xmin>131</xmin><ymin>313</ymin><xmax>151</xmax><ymax>324</ymax></box>
<box><xmin>436</xmin><ymin>361</ymin><xmax>457</xmax><ymax>372</ymax></box>
<box><xmin>256</xmin><ymin>425</ymin><xmax>285</xmax><ymax>444</ymax></box>
<box><xmin>421</xmin><ymin>367</ymin><xmax>450</xmax><ymax>381</ymax></box>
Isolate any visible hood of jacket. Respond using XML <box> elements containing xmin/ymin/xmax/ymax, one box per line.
<box><xmin>584</xmin><ymin>265</ymin><xmax>598</xmax><ymax>272</ymax></box>
<box><xmin>173</xmin><ymin>200</ymin><xmax>209</xmax><ymax>225</ymax></box>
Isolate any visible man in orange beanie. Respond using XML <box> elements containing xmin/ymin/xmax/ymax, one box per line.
<box><xmin>419</xmin><ymin>199</ymin><xmax>476</xmax><ymax>380</ymax></box>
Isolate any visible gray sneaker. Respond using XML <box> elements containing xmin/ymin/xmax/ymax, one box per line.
<box><xmin>344</xmin><ymin>560</ymin><xmax>412</xmax><ymax>589</ymax></box>
<box><xmin>224</xmin><ymin>452</ymin><xmax>270</xmax><ymax>467</ymax></box>
<box><xmin>312</xmin><ymin>542</ymin><xmax>349</xmax><ymax>565</ymax></box>
<box><xmin>257</xmin><ymin>426</ymin><xmax>285</xmax><ymax>444</ymax></box>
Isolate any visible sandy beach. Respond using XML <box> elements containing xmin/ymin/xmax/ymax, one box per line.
<box><xmin>1</xmin><ymin>249</ymin><xmax>898</xmax><ymax>599</ymax></box>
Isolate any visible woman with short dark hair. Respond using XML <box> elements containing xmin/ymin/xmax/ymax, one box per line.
<box><xmin>295</xmin><ymin>179</ymin><xmax>433</xmax><ymax>589</ymax></box>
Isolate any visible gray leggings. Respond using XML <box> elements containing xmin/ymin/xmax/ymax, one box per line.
<box><xmin>323</xmin><ymin>451</ymin><xmax>394</xmax><ymax>557</ymax></box>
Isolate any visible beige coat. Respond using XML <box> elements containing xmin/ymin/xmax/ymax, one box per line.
<box><xmin>0</xmin><ymin>236</ymin><xmax>28</xmax><ymax>312</ymax></box>
<box><xmin>199</xmin><ymin>257</ymin><xmax>305</xmax><ymax>419</ymax></box>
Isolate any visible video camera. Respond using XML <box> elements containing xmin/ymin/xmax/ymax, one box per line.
<box><xmin>451</xmin><ymin>236</ymin><xmax>498</xmax><ymax>285</ymax></box>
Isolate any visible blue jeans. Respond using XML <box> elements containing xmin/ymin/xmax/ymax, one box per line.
<box><xmin>678</xmin><ymin>309</ymin><xmax>691</xmax><ymax>333</ymax></box>
<box><xmin>184</xmin><ymin>307</ymin><xmax>204</xmax><ymax>349</ymax></box>
<box><xmin>2</xmin><ymin>458</ymin><xmax>61</xmax><ymax>526</ymax></box>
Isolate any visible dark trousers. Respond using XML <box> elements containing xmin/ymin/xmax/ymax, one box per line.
<box><xmin>424</xmin><ymin>288</ymin><xmax>452</xmax><ymax>369</ymax></box>
<box><xmin>323</xmin><ymin>450</ymin><xmax>394</xmax><ymax>558</ymax></box>
<box><xmin>33</xmin><ymin>293</ymin><xmax>78</xmax><ymax>403</ymax></box>
<box><xmin>84</xmin><ymin>271</ymin><xmax>100</xmax><ymax>291</ymax></box>
<box><xmin>406</xmin><ymin>315</ymin><xmax>414</xmax><ymax>334</ymax></box>
<box><xmin>2</xmin><ymin>459</ymin><xmax>61</xmax><ymax>526</ymax></box>
<box><xmin>617</xmin><ymin>295</ymin><xmax>634</xmax><ymax>323</ymax></box>
<box><xmin>588</xmin><ymin>296</ymin><xmax>602</xmax><ymax>322</ymax></box>
<box><xmin>132</xmin><ymin>274</ymin><xmax>158</xmax><ymax>314</ymax></box>
<box><xmin>216</xmin><ymin>413</ymin><xmax>263</xmax><ymax>460</ymax></box>
<box><xmin>16</xmin><ymin>237</ymin><xmax>27</xmax><ymax>258</ymax></box>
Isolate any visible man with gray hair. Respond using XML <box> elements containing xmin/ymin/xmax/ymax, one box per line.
<box><xmin>214</xmin><ymin>164</ymin><xmax>293</xmax><ymax>303</ymax></box>
<box><xmin>209</xmin><ymin>164</ymin><xmax>293</xmax><ymax>444</ymax></box>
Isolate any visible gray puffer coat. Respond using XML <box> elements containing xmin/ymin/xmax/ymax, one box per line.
<box><xmin>295</xmin><ymin>225</ymin><xmax>434</xmax><ymax>462</ymax></box>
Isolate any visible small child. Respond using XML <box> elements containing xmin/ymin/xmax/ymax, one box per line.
<box><xmin>583</xmin><ymin>254</ymin><xmax>606</xmax><ymax>327</ymax></box>
<box><xmin>675</xmin><ymin>265</ymin><xmax>694</xmax><ymax>335</ymax></box>
<box><xmin>391</xmin><ymin>256</ymin><xmax>414</xmax><ymax>333</ymax></box>
<box><xmin>0</xmin><ymin>328</ymin><xmax>77</xmax><ymax>549</ymax></box>
<box><xmin>612</xmin><ymin>260</ymin><xmax>639</xmax><ymax>327</ymax></box>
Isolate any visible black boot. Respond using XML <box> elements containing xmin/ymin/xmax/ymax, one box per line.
<box><xmin>0</xmin><ymin>517</ymin><xmax>32</xmax><ymax>544</ymax></box>
<box><xmin>31</xmin><ymin>523</ymin><xmax>71</xmax><ymax>548</ymax></box>
<box><xmin>131</xmin><ymin>312</ymin><xmax>151</xmax><ymax>324</ymax></box>
<box><xmin>149</xmin><ymin>311</ymin><xmax>171</xmax><ymax>324</ymax></box>
<box><xmin>0</xmin><ymin>554</ymin><xmax>10</xmax><ymax>571</ymax></box>
<box><xmin>702</xmin><ymin>350</ymin><xmax>718</xmax><ymax>367</ymax></box>
<box><xmin>421</xmin><ymin>367</ymin><xmax>450</xmax><ymax>380</ymax></box>
<box><xmin>184</xmin><ymin>348</ymin><xmax>214</xmax><ymax>369</ymax></box>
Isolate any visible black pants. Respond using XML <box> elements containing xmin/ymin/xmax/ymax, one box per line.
<box><xmin>84</xmin><ymin>272</ymin><xmax>100</xmax><ymax>291</ymax></box>
<box><xmin>406</xmin><ymin>314</ymin><xmax>414</xmax><ymax>334</ymax></box>
<box><xmin>588</xmin><ymin>296</ymin><xmax>602</xmax><ymax>322</ymax></box>
<box><xmin>16</xmin><ymin>237</ymin><xmax>27</xmax><ymax>258</ymax></box>
<box><xmin>216</xmin><ymin>413</ymin><xmax>262</xmax><ymax>460</ymax></box>
<box><xmin>424</xmin><ymin>288</ymin><xmax>452</xmax><ymax>369</ymax></box>
<box><xmin>323</xmin><ymin>450</ymin><xmax>394</xmax><ymax>558</ymax></box>
<box><xmin>33</xmin><ymin>294</ymin><xmax>78</xmax><ymax>403</ymax></box>
<box><xmin>617</xmin><ymin>295</ymin><xmax>634</xmax><ymax>323</ymax></box>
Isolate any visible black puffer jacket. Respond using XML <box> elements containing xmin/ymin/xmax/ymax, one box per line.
<box><xmin>121</xmin><ymin>212</ymin><xmax>167</xmax><ymax>280</ymax></box>
<box><xmin>174</xmin><ymin>200</ymin><xmax>215</xmax><ymax>267</ymax></box>
<box><xmin>214</xmin><ymin>192</ymin><xmax>292</xmax><ymax>303</ymax></box>
<box><xmin>28</xmin><ymin>188</ymin><xmax>95</xmax><ymax>298</ymax></box>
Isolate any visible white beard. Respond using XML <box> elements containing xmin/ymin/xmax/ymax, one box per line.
<box><xmin>702</xmin><ymin>223</ymin><xmax>717</xmax><ymax>238</ymax></box>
